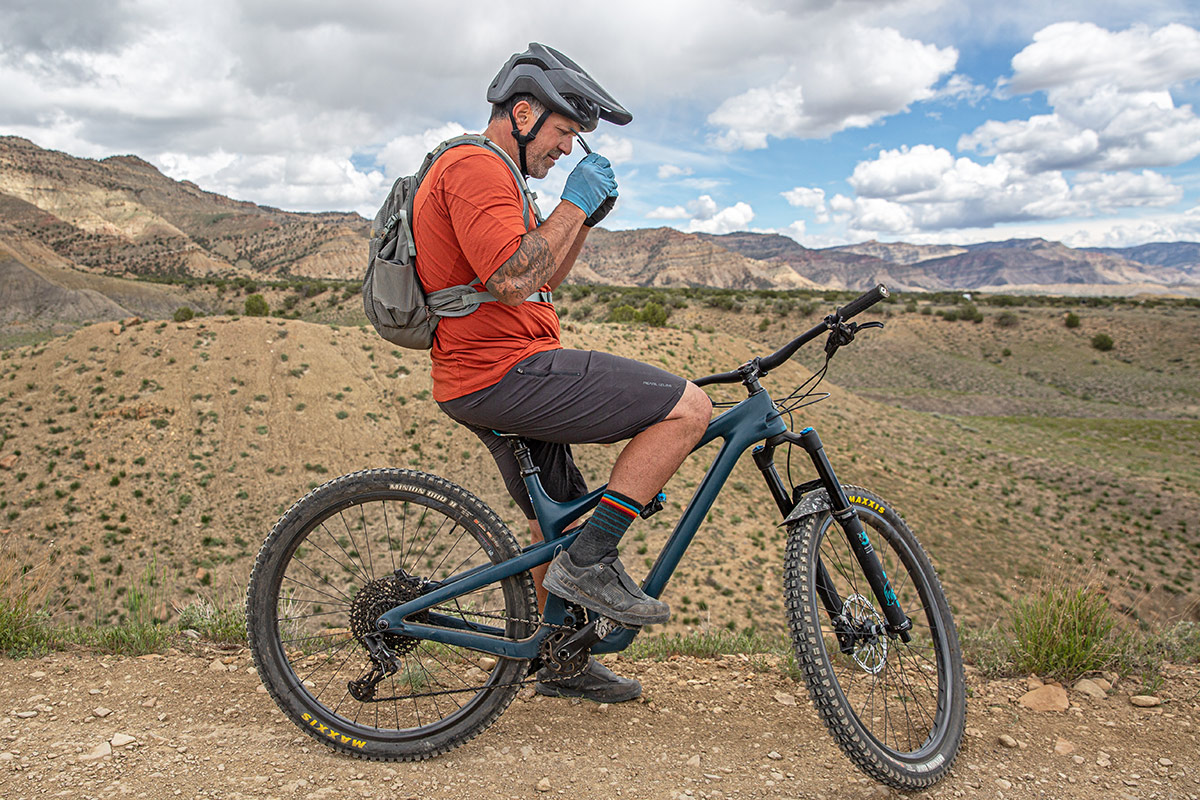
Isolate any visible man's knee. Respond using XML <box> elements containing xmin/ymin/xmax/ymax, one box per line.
<box><xmin>677</xmin><ymin>382</ymin><xmax>712</xmax><ymax>430</ymax></box>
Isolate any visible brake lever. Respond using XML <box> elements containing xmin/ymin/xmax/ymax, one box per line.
<box><xmin>824</xmin><ymin>320</ymin><xmax>884</xmax><ymax>358</ymax></box>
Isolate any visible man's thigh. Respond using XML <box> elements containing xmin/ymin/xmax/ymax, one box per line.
<box><xmin>439</xmin><ymin>349</ymin><xmax>686</xmax><ymax>444</ymax></box>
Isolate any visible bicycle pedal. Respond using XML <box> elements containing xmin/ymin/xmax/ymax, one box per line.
<box><xmin>598</xmin><ymin>616</ymin><xmax>640</xmax><ymax>635</ymax></box>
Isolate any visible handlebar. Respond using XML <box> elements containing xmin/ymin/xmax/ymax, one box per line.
<box><xmin>692</xmin><ymin>283</ymin><xmax>890</xmax><ymax>388</ymax></box>
<box><xmin>836</xmin><ymin>283</ymin><xmax>890</xmax><ymax>321</ymax></box>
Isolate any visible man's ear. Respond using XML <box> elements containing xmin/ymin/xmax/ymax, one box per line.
<box><xmin>511</xmin><ymin>100</ymin><xmax>534</xmax><ymax>133</ymax></box>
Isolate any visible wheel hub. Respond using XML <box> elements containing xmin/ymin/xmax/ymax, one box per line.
<box><xmin>840</xmin><ymin>593</ymin><xmax>888</xmax><ymax>675</ymax></box>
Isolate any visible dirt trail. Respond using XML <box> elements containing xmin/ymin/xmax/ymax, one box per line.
<box><xmin>1</xmin><ymin>649</ymin><xmax>1197</xmax><ymax>800</ymax></box>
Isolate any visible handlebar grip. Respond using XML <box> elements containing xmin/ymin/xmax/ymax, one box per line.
<box><xmin>836</xmin><ymin>284</ymin><xmax>890</xmax><ymax>320</ymax></box>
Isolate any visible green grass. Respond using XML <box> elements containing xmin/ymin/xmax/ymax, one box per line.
<box><xmin>975</xmin><ymin>416</ymin><xmax>1200</xmax><ymax>491</ymax></box>
<box><xmin>1008</xmin><ymin>581</ymin><xmax>1117</xmax><ymax>680</ymax></box>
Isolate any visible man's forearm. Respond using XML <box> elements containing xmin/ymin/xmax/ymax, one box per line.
<box><xmin>487</xmin><ymin>202</ymin><xmax>585</xmax><ymax>304</ymax></box>
<box><xmin>548</xmin><ymin>225</ymin><xmax>590</xmax><ymax>290</ymax></box>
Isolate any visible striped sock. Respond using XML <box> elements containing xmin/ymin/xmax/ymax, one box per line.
<box><xmin>568</xmin><ymin>490</ymin><xmax>644</xmax><ymax>566</ymax></box>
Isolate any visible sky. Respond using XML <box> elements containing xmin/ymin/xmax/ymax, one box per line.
<box><xmin>3</xmin><ymin>0</ymin><xmax>1200</xmax><ymax>249</ymax></box>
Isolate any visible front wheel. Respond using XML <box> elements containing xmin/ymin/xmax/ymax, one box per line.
<box><xmin>245</xmin><ymin>469</ymin><xmax>536</xmax><ymax>761</ymax></box>
<box><xmin>783</xmin><ymin>486</ymin><xmax>965</xmax><ymax>789</ymax></box>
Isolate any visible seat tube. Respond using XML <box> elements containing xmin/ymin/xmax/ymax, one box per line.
<box><xmin>796</xmin><ymin>428</ymin><xmax>911</xmax><ymax>638</ymax></box>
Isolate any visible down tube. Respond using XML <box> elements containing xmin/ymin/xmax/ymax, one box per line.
<box><xmin>643</xmin><ymin>390</ymin><xmax>786</xmax><ymax>601</ymax></box>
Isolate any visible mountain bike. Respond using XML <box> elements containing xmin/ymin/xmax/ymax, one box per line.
<box><xmin>245</xmin><ymin>284</ymin><xmax>966</xmax><ymax>790</ymax></box>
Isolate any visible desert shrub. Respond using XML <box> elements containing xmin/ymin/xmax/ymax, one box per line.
<box><xmin>1009</xmin><ymin>580</ymin><xmax>1117</xmax><ymax>681</ymax></box>
<box><xmin>637</xmin><ymin>302</ymin><xmax>669</xmax><ymax>327</ymax></box>
<box><xmin>1065</xmin><ymin>312</ymin><xmax>1081</xmax><ymax>328</ymax></box>
<box><xmin>704</xmin><ymin>294</ymin><xmax>738</xmax><ymax>311</ymax></box>
<box><xmin>0</xmin><ymin>551</ymin><xmax>62</xmax><ymax>656</ymax></box>
<box><xmin>608</xmin><ymin>304</ymin><xmax>636</xmax><ymax>323</ymax></box>
<box><xmin>1091</xmin><ymin>332</ymin><xmax>1114</xmax><ymax>351</ymax></box>
<box><xmin>995</xmin><ymin>311</ymin><xmax>1018</xmax><ymax>328</ymax></box>
<box><xmin>244</xmin><ymin>294</ymin><xmax>269</xmax><ymax>317</ymax></box>
<box><xmin>959</xmin><ymin>303</ymin><xmax>984</xmax><ymax>323</ymax></box>
<box><xmin>173</xmin><ymin>306</ymin><xmax>195</xmax><ymax>322</ymax></box>
<box><xmin>177</xmin><ymin>597</ymin><xmax>246</xmax><ymax>645</ymax></box>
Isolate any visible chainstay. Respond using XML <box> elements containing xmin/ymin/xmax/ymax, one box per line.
<box><xmin>343</xmin><ymin>605</ymin><xmax>589</xmax><ymax>703</ymax></box>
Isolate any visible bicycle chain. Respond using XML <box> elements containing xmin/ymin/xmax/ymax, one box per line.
<box><xmin>348</xmin><ymin>603</ymin><xmax>592</xmax><ymax>703</ymax></box>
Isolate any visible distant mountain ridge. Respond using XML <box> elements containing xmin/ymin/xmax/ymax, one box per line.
<box><xmin>2</xmin><ymin>135</ymin><xmax>1199</xmax><ymax>332</ymax></box>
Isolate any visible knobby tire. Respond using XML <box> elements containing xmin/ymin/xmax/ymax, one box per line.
<box><xmin>246</xmin><ymin>469</ymin><xmax>536</xmax><ymax>761</ymax></box>
<box><xmin>783</xmin><ymin>485</ymin><xmax>965</xmax><ymax>789</ymax></box>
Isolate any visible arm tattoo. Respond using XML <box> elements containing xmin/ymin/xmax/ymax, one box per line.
<box><xmin>486</xmin><ymin>232</ymin><xmax>555</xmax><ymax>303</ymax></box>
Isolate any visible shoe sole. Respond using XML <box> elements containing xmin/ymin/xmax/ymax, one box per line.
<box><xmin>533</xmin><ymin>681</ymin><xmax>642</xmax><ymax>703</ymax></box>
<box><xmin>543</xmin><ymin>567</ymin><xmax>671</xmax><ymax>627</ymax></box>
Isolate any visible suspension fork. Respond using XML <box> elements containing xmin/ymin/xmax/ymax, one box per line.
<box><xmin>756</xmin><ymin>429</ymin><xmax>912</xmax><ymax>640</ymax></box>
<box><xmin>754</xmin><ymin>441</ymin><xmax>845</xmax><ymax>619</ymax></box>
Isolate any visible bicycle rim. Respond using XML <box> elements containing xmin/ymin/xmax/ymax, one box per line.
<box><xmin>253</xmin><ymin>472</ymin><xmax>534</xmax><ymax>751</ymax></box>
<box><xmin>786</xmin><ymin>490</ymin><xmax>963</xmax><ymax>787</ymax></box>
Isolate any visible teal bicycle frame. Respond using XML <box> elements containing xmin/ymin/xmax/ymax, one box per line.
<box><xmin>374</xmin><ymin>374</ymin><xmax>907</xmax><ymax>658</ymax></box>
<box><xmin>376</xmin><ymin>387</ymin><xmax>784</xmax><ymax>656</ymax></box>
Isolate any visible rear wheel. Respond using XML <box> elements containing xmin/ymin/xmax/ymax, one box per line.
<box><xmin>784</xmin><ymin>486</ymin><xmax>965</xmax><ymax>789</ymax></box>
<box><xmin>246</xmin><ymin>469</ymin><xmax>536</xmax><ymax>760</ymax></box>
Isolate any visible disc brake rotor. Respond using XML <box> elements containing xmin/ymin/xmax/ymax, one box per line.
<box><xmin>842</xmin><ymin>593</ymin><xmax>888</xmax><ymax>675</ymax></box>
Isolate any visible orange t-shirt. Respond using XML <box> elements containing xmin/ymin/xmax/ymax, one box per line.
<box><xmin>413</xmin><ymin>146</ymin><xmax>560</xmax><ymax>402</ymax></box>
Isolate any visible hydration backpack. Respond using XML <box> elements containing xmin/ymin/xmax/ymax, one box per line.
<box><xmin>362</xmin><ymin>134</ymin><xmax>549</xmax><ymax>350</ymax></box>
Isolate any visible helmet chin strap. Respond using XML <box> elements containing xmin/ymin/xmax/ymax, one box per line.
<box><xmin>508</xmin><ymin>108</ymin><xmax>553</xmax><ymax>177</ymax></box>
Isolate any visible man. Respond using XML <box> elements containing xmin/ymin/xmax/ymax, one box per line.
<box><xmin>413</xmin><ymin>43</ymin><xmax>712</xmax><ymax>702</ymax></box>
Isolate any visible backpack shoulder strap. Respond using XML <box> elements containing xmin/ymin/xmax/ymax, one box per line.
<box><xmin>426</xmin><ymin>134</ymin><xmax>542</xmax><ymax>229</ymax></box>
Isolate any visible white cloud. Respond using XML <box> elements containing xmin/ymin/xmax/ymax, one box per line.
<box><xmin>1006</xmin><ymin>21</ymin><xmax>1200</xmax><ymax>96</ymax></box>
<box><xmin>840</xmin><ymin>144</ymin><xmax>1184</xmax><ymax>235</ymax></box>
<box><xmin>962</xmin><ymin>22</ymin><xmax>1200</xmax><ymax>172</ymax></box>
<box><xmin>646</xmin><ymin>194</ymin><xmax>755</xmax><ymax>233</ymax></box>
<box><xmin>158</xmin><ymin>150</ymin><xmax>388</xmax><ymax>216</ymax></box>
<box><xmin>657</xmin><ymin>164</ymin><xmax>694</xmax><ymax>180</ymax></box>
<box><xmin>377</xmin><ymin>123</ymin><xmax>471</xmax><ymax>177</ymax></box>
<box><xmin>708</xmin><ymin>23</ymin><xmax>957</xmax><ymax>149</ymax></box>
<box><xmin>647</xmin><ymin>205</ymin><xmax>690</xmax><ymax>220</ymax></box>
<box><xmin>782</xmin><ymin>186</ymin><xmax>826</xmax><ymax>210</ymax></box>
<box><xmin>589</xmin><ymin>134</ymin><xmax>634</xmax><ymax>165</ymax></box>
<box><xmin>933</xmin><ymin>73</ymin><xmax>989</xmax><ymax>104</ymax></box>
<box><xmin>682</xmin><ymin>195</ymin><xmax>755</xmax><ymax>234</ymax></box>
<box><xmin>831</xmin><ymin>22</ymin><xmax>1200</xmax><ymax>238</ymax></box>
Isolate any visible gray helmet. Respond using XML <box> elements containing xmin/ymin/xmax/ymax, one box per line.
<box><xmin>488</xmin><ymin>43</ymin><xmax>632</xmax><ymax>132</ymax></box>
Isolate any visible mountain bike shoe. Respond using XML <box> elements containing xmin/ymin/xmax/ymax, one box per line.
<box><xmin>543</xmin><ymin>550</ymin><xmax>670</xmax><ymax>627</ymax></box>
<box><xmin>535</xmin><ymin>657</ymin><xmax>642</xmax><ymax>703</ymax></box>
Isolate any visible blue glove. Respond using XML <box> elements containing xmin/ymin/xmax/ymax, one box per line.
<box><xmin>562</xmin><ymin>153</ymin><xmax>618</xmax><ymax>217</ymax></box>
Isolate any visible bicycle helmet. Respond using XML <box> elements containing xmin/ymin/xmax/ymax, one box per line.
<box><xmin>488</xmin><ymin>43</ymin><xmax>632</xmax><ymax>175</ymax></box>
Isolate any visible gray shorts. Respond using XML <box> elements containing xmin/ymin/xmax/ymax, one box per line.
<box><xmin>438</xmin><ymin>349</ymin><xmax>687</xmax><ymax>519</ymax></box>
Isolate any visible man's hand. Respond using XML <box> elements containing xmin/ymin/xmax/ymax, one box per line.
<box><xmin>585</xmin><ymin>193</ymin><xmax>617</xmax><ymax>228</ymax></box>
<box><xmin>562</xmin><ymin>153</ymin><xmax>618</xmax><ymax>217</ymax></box>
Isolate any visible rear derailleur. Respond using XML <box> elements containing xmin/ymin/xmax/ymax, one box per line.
<box><xmin>348</xmin><ymin>633</ymin><xmax>401</xmax><ymax>701</ymax></box>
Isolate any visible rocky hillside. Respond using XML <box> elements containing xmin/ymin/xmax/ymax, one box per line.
<box><xmin>0</xmin><ymin>136</ymin><xmax>366</xmax><ymax>282</ymax></box>
<box><xmin>702</xmin><ymin>233</ymin><xmax>1200</xmax><ymax>294</ymax></box>
<box><xmin>1</xmin><ymin>299</ymin><xmax>1197</xmax><ymax>634</ymax></box>
<box><xmin>576</xmin><ymin>228</ymin><xmax>820</xmax><ymax>290</ymax></box>
<box><xmin>4</xmin><ymin>135</ymin><xmax>1200</xmax><ymax>339</ymax></box>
